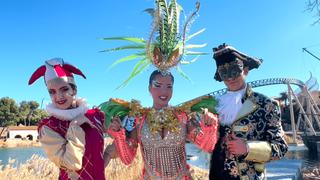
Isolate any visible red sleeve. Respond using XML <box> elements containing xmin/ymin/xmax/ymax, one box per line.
<box><xmin>85</xmin><ymin>108</ymin><xmax>105</xmax><ymax>130</ymax></box>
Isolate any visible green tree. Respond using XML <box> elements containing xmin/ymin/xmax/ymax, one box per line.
<box><xmin>18</xmin><ymin>101</ymin><xmax>46</xmax><ymax>126</ymax></box>
<box><xmin>0</xmin><ymin>97</ymin><xmax>19</xmax><ymax>126</ymax></box>
<box><xmin>28</xmin><ymin>109</ymin><xmax>48</xmax><ymax>125</ymax></box>
<box><xmin>26</xmin><ymin>101</ymin><xmax>39</xmax><ymax>125</ymax></box>
<box><xmin>19</xmin><ymin>101</ymin><xmax>31</xmax><ymax>126</ymax></box>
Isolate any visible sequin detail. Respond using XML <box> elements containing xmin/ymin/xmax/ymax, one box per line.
<box><xmin>140</xmin><ymin>119</ymin><xmax>190</xmax><ymax>179</ymax></box>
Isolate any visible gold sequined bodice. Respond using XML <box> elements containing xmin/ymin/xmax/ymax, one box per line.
<box><xmin>140</xmin><ymin>118</ymin><xmax>190</xmax><ymax>180</ymax></box>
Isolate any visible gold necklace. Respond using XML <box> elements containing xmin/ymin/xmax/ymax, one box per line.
<box><xmin>146</xmin><ymin>107</ymin><xmax>181</xmax><ymax>135</ymax></box>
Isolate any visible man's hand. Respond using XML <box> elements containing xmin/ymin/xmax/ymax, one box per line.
<box><xmin>226</xmin><ymin>133</ymin><xmax>248</xmax><ymax>156</ymax></box>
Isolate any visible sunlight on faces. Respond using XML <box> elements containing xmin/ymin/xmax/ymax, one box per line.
<box><xmin>222</xmin><ymin>68</ymin><xmax>248</xmax><ymax>91</ymax></box>
<box><xmin>46</xmin><ymin>78</ymin><xmax>77</xmax><ymax>109</ymax></box>
<box><xmin>149</xmin><ymin>74</ymin><xmax>173</xmax><ymax>110</ymax></box>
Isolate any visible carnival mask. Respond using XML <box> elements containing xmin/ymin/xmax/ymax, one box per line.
<box><xmin>217</xmin><ymin>60</ymin><xmax>243</xmax><ymax>81</ymax></box>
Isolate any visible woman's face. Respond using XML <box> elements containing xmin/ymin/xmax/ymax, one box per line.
<box><xmin>47</xmin><ymin>79</ymin><xmax>76</xmax><ymax>109</ymax></box>
<box><xmin>149</xmin><ymin>74</ymin><xmax>173</xmax><ymax>110</ymax></box>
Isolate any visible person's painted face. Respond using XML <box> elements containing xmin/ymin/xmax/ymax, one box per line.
<box><xmin>149</xmin><ymin>74</ymin><xmax>173</xmax><ymax>110</ymax></box>
<box><xmin>47</xmin><ymin>78</ymin><xmax>76</xmax><ymax>110</ymax></box>
<box><xmin>223</xmin><ymin>68</ymin><xmax>248</xmax><ymax>91</ymax></box>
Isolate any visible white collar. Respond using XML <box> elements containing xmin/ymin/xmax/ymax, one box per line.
<box><xmin>46</xmin><ymin>98</ymin><xmax>89</xmax><ymax>121</ymax></box>
<box><xmin>226</xmin><ymin>84</ymin><xmax>247</xmax><ymax>96</ymax></box>
<box><xmin>217</xmin><ymin>85</ymin><xmax>247</xmax><ymax>126</ymax></box>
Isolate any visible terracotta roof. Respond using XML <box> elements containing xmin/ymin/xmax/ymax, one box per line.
<box><xmin>8</xmin><ymin>126</ymin><xmax>38</xmax><ymax>131</ymax></box>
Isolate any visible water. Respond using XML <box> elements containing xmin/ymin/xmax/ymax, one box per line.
<box><xmin>285</xmin><ymin>145</ymin><xmax>320</xmax><ymax>169</ymax></box>
<box><xmin>186</xmin><ymin>144</ymin><xmax>320</xmax><ymax>170</ymax></box>
<box><xmin>0</xmin><ymin>144</ymin><xmax>318</xmax><ymax>170</ymax></box>
<box><xmin>0</xmin><ymin>147</ymin><xmax>45</xmax><ymax>166</ymax></box>
<box><xmin>0</xmin><ymin>144</ymin><xmax>207</xmax><ymax>168</ymax></box>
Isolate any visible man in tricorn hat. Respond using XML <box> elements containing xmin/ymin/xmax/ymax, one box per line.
<box><xmin>209</xmin><ymin>44</ymin><xmax>288</xmax><ymax>179</ymax></box>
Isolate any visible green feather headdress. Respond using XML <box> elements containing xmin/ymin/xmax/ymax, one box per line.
<box><xmin>101</xmin><ymin>0</ymin><xmax>207</xmax><ymax>89</ymax></box>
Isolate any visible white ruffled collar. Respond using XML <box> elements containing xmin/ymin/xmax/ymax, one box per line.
<box><xmin>46</xmin><ymin>98</ymin><xmax>89</xmax><ymax>121</ymax></box>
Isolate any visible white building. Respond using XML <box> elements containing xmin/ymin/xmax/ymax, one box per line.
<box><xmin>8</xmin><ymin>126</ymin><xmax>38</xmax><ymax>141</ymax></box>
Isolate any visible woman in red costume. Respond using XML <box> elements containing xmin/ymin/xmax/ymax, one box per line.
<box><xmin>29</xmin><ymin>58</ymin><xmax>105</xmax><ymax>180</ymax></box>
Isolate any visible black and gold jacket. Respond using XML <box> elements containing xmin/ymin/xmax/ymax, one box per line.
<box><xmin>209</xmin><ymin>86</ymin><xmax>288</xmax><ymax>180</ymax></box>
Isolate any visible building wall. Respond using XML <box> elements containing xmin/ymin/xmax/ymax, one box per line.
<box><xmin>8</xmin><ymin>130</ymin><xmax>38</xmax><ymax>140</ymax></box>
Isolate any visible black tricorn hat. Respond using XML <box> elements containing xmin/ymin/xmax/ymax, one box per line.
<box><xmin>213</xmin><ymin>43</ymin><xmax>263</xmax><ymax>81</ymax></box>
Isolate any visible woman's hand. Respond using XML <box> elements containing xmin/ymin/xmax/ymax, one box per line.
<box><xmin>202</xmin><ymin>108</ymin><xmax>218</xmax><ymax>126</ymax></box>
<box><xmin>103</xmin><ymin>143</ymin><xmax>118</xmax><ymax>168</ymax></box>
<box><xmin>108</xmin><ymin>116</ymin><xmax>122</xmax><ymax>132</ymax></box>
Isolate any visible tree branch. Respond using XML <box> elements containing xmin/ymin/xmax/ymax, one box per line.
<box><xmin>305</xmin><ymin>0</ymin><xmax>320</xmax><ymax>25</ymax></box>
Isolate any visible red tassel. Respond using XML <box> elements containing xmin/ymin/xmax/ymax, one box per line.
<box><xmin>63</xmin><ymin>64</ymin><xmax>86</xmax><ymax>79</ymax></box>
<box><xmin>28</xmin><ymin>65</ymin><xmax>46</xmax><ymax>85</ymax></box>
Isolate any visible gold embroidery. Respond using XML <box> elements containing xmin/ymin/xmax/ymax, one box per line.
<box><xmin>128</xmin><ymin>99</ymin><xmax>144</xmax><ymax>116</ymax></box>
<box><xmin>146</xmin><ymin>107</ymin><xmax>181</xmax><ymax>135</ymax></box>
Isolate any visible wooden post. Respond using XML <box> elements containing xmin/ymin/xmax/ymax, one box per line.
<box><xmin>289</xmin><ymin>85</ymin><xmax>317</xmax><ymax>135</ymax></box>
<box><xmin>305</xmin><ymin>89</ymin><xmax>320</xmax><ymax>130</ymax></box>
<box><xmin>287</xmin><ymin>83</ymin><xmax>297</xmax><ymax>144</ymax></box>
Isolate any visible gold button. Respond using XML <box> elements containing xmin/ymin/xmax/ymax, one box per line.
<box><xmin>233</xmin><ymin>125</ymin><xmax>249</xmax><ymax>132</ymax></box>
<box><xmin>242</xmin><ymin>126</ymin><xmax>249</xmax><ymax>131</ymax></box>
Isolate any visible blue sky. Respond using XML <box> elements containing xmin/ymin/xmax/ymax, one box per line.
<box><xmin>1</xmin><ymin>0</ymin><xmax>320</xmax><ymax>108</ymax></box>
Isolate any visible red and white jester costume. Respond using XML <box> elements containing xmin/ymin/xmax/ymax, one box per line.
<box><xmin>29</xmin><ymin>58</ymin><xmax>105</xmax><ymax>180</ymax></box>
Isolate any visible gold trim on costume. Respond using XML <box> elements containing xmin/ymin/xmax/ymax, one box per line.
<box><xmin>110</xmin><ymin>98</ymin><xmax>131</xmax><ymax>108</ymax></box>
<box><xmin>177</xmin><ymin>95</ymin><xmax>213</xmax><ymax>113</ymax></box>
<box><xmin>234</xmin><ymin>99</ymin><xmax>258</xmax><ymax>121</ymax></box>
<box><xmin>245</xmin><ymin>141</ymin><xmax>272</xmax><ymax>163</ymax></box>
<box><xmin>253</xmin><ymin>163</ymin><xmax>265</xmax><ymax>173</ymax></box>
<box><xmin>233</xmin><ymin>125</ymin><xmax>249</xmax><ymax>132</ymax></box>
<box><xmin>146</xmin><ymin>107</ymin><xmax>181</xmax><ymax>135</ymax></box>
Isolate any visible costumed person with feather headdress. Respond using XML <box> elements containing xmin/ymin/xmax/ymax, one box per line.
<box><xmin>28</xmin><ymin>58</ymin><xmax>106</xmax><ymax>180</ymax></box>
<box><xmin>100</xmin><ymin>0</ymin><xmax>219</xmax><ymax>179</ymax></box>
<box><xmin>209</xmin><ymin>44</ymin><xmax>288</xmax><ymax>180</ymax></box>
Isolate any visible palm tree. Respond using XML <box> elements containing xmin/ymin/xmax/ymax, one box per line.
<box><xmin>279</xmin><ymin>92</ymin><xmax>289</xmax><ymax>106</ymax></box>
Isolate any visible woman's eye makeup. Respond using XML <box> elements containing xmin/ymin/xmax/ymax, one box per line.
<box><xmin>152</xmin><ymin>81</ymin><xmax>161</xmax><ymax>88</ymax></box>
<box><xmin>48</xmin><ymin>89</ymin><xmax>56</xmax><ymax>95</ymax></box>
<box><xmin>61</xmin><ymin>86</ymin><xmax>69</xmax><ymax>92</ymax></box>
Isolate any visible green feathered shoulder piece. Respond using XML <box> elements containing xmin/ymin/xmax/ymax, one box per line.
<box><xmin>178</xmin><ymin>95</ymin><xmax>219</xmax><ymax>114</ymax></box>
<box><xmin>99</xmin><ymin>98</ymin><xmax>143</xmax><ymax>128</ymax></box>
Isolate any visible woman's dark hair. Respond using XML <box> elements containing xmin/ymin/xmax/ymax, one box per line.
<box><xmin>69</xmin><ymin>83</ymin><xmax>77</xmax><ymax>92</ymax></box>
<box><xmin>148</xmin><ymin>70</ymin><xmax>174</xmax><ymax>86</ymax></box>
